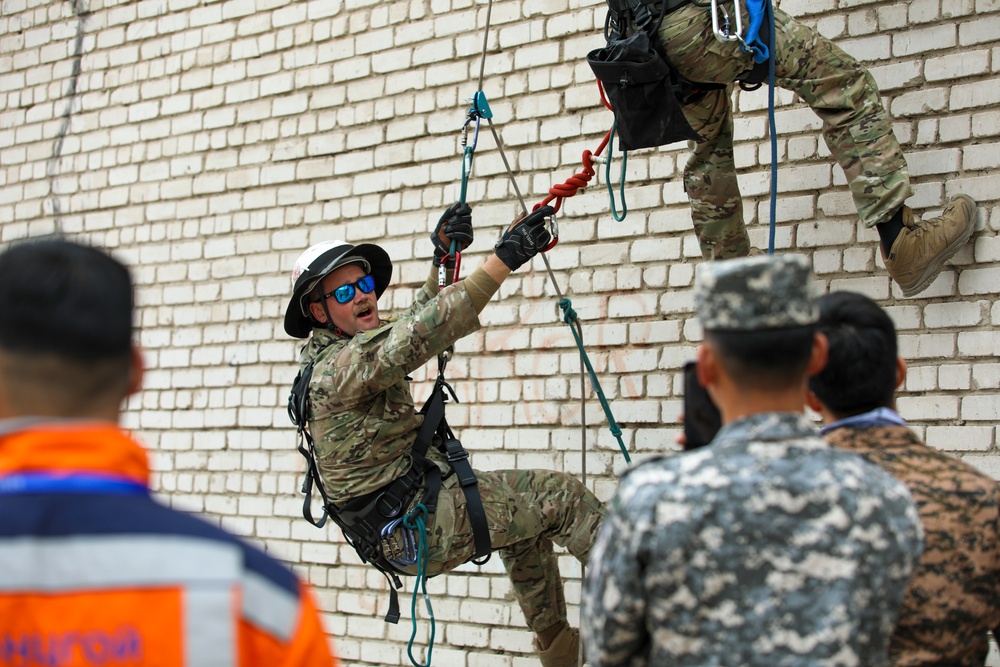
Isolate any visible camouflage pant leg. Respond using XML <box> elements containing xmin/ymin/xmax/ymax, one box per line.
<box><xmin>408</xmin><ymin>468</ymin><xmax>604</xmax><ymax>634</ymax></box>
<box><xmin>658</xmin><ymin>3</ymin><xmax>757</xmax><ymax>259</ymax></box>
<box><xmin>769</xmin><ymin>6</ymin><xmax>911</xmax><ymax>227</ymax></box>
<box><xmin>658</xmin><ymin>3</ymin><xmax>911</xmax><ymax>239</ymax></box>
<box><xmin>683</xmin><ymin>87</ymin><xmax>752</xmax><ymax>259</ymax></box>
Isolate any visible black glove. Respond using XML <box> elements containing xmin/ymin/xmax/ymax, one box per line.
<box><xmin>493</xmin><ymin>206</ymin><xmax>554</xmax><ymax>271</ymax></box>
<box><xmin>431</xmin><ymin>202</ymin><xmax>474</xmax><ymax>267</ymax></box>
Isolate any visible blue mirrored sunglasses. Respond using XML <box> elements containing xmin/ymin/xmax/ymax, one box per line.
<box><xmin>321</xmin><ymin>274</ymin><xmax>376</xmax><ymax>304</ymax></box>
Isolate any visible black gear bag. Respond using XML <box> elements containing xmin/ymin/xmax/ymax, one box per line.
<box><xmin>587</xmin><ymin>30</ymin><xmax>704</xmax><ymax>150</ymax></box>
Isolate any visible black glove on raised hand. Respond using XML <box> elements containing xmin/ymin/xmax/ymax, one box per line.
<box><xmin>431</xmin><ymin>202</ymin><xmax>474</xmax><ymax>267</ymax></box>
<box><xmin>493</xmin><ymin>206</ymin><xmax>554</xmax><ymax>271</ymax></box>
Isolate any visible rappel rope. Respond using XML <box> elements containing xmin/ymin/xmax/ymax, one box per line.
<box><xmin>404</xmin><ymin>504</ymin><xmax>435</xmax><ymax>667</ymax></box>
<box><xmin>715</xmin><ymin>0</ymin><xmax>779</xmax><ymax>253</ymax></box>
<box><xmin>404</xmin><ymin>0</ymin><xmax>785</xmax><ymax>658</ymax></box>
<box><xmin>404</xmin><ymin>2</ymin><xmax>635</xmax><ymax>662</ymax></box>
<box><xmin>765</xmin><ymin>0</ymin><xmax>777</xmax><ymax>255</ymax></box>
<box><xmin>468</xmin><ymin>23</ymin><xmax>631</xmax><ymax>465</ymax></box>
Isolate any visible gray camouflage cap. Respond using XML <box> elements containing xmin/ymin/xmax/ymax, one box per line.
<box><xmin>695</xmin><ymin>254</ymin><xmax>819</xmax><ymax>331</ymax></box>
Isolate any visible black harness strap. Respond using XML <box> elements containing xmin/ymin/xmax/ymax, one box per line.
<box><xmin>419</xmin><ymin>376</ymin><xmax>492</xmax><ymax>564</ymax></box>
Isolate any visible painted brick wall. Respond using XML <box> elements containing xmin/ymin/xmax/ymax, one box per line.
<box><xmin>2</xmin><ymin>0</ymin><xmax>998</xmax><ymax>664</ymax></box>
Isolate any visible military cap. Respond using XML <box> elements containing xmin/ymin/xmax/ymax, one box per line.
<box><xmin>694</xmin><ymin>254</ymin><xmax>818</xmax><ymax>331</ymax></box>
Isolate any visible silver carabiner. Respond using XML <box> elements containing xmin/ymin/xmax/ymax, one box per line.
<box><xmin>710</xmin><ymin>0</ymin><xmax>744</xmax><ymax>44</ymax></box>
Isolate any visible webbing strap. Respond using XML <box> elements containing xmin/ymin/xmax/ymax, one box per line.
<box><xmin>417</xmin><ymin>379</ymin><xmax>492</xmax><ymax>563</ymax></box>
<box><xmin>443</xmin><ymin>439</ymin><xmax>491</xmax><ymax>562</ymax></box>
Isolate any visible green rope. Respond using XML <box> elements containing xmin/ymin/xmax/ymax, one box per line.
<box><xmin>557</xmin><ymin>298</ymin><xmax>631</xmax><ymax>464</ymax></box>
<box><xmin>404</xmin><ymin>504</ymin><xmax>435</xmax><ymax>667</ymax></box>
<box><xmin>605</xmin><ymin>119</ymin><xmax>628</xmax><ymax>222</ymax></box>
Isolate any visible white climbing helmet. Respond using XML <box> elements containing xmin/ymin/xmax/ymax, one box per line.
<box><xmin>283</xmin><ymin>240</ymin><xmax>392</xmax><ymax>338</ymax></box>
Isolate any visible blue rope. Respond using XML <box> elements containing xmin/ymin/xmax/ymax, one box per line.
<box><xmin>605</xmin><ymin>119</ymin><xmax>629</xmax><ymax>222</ymax></box>
<box><xmin>766</xmin><ymin>0</ymin><xmax>777</xmax><ymax>255</ymax></box>
<box><xmin>557</xmin><ymin>297</ymin><xmax>631</xmax><ymax>464</ymax></box>
<box><xmin>403</xmin><ymin>504</ymin><xmax>435</xmax><ymax>667</ymax></box>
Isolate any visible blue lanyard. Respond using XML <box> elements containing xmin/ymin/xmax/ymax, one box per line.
<box><xmin>0</xmin><ymin>472</ymin><xmax>148</xmax><ymax>495</ymax></box>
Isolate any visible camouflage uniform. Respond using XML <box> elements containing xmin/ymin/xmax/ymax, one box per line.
<box><xmin>582</xmin><ymin>413</ymin><xmax>924</xmax><ymax>667</ymax></box>
<box><xmin>657</xmin><ymin>3</ymin><xmax>911</xmax><ymax>258</ymax></box>
<box><xmin>582</xmin><ymin>255</ymin><xmax>924</xmax><ymax>666</ymax></box>
<box><xmin>824</xmin><ymin>420</ymin><xmax>1000</xmax><ymax>666</ymax></box>
<box><xmin>298</xmin><ymin>275</ymin><xmax>604</xmax><ymax>634</ymax></box>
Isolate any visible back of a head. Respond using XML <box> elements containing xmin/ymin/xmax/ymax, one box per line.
<box><xmin>809</xmin><ymin>291</ymin><xmax>898</xmax><ymax>417</ymax></box>
<box><xmin>695</xmin><ymin>254</ymin><xmax>819</xmax><ymax>390</ymax></box>
<box><xmin>0</xmin><ymin>238</ymin><xmax>134</xmax><ymax>417</ymax></box>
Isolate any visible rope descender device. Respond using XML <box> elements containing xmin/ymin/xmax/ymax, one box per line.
<box><xmin>459</xmin><ymin>91</ymin><xmax>493</xmax><ymax>205</ymax></box>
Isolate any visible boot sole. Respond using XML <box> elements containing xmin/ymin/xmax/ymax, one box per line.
<box><xmin>898</xmin><ymin>194</ymin><xmax>977</xmax><ymax>297</ymax></box>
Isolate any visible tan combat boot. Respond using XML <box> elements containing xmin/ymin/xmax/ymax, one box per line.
<box><xmin>536</xmin><ymin>625</ymin><xmax>580</xmax><ymax>667</ymax></box>
<box><xmin>882</xmin><ymin>194</ymin><xmax>977</xmax><ymax>297</ymax></box>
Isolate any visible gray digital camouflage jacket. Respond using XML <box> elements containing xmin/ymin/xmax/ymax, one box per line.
<box><xmin>583</xmin><ymin>412</ymin><xmax>924</xmax><ymax>667</ymax></box>
<box><xmin>296</xmin><ymin>277</ymin><xmax>480</xmax><ymax>507</ymax></box>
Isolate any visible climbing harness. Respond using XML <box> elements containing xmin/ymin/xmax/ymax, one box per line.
<box><xmin>288</xmin><ymin>343</ymin><xmax>491</xmax><ymax>633</ymax></box>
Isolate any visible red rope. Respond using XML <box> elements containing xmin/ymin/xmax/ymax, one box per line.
<box><xmin>535</xmin><ymin>130</ymin><xmax>612</xmax><ymax>214</ymax></box>
<box><xmin>533</xmin><ymin>79</ymin><xmax>616</xmax><ymax>214</ymax></box>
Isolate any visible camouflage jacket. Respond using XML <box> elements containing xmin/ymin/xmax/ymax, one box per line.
<box><xmin>297</xmin><ymin>277</ymin><xmax>480</xmax><ymax>507</ymax></box>
<box><xmin>825</xmin><ymin>423</ymin><xmax>1000</xmax><ymax>667</ymax></box>
<box><xmin>582</xmin><ymin>412</ymin><xmax>924</xmax><ymax>667</ymax></box>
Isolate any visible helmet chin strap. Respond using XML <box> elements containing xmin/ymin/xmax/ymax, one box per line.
<box><xmin>310</xmin><ymin>297</ymin><xmax>352</xmax><ymax>339</ymax></box>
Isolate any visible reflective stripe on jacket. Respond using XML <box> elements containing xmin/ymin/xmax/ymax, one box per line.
<box><xmin>0</xmin><ymin>419</ymin><xmax>335</xmax><ymax>667</ymax></box>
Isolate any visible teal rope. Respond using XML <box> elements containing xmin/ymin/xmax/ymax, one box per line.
<box><xmin>558</xmin><ymin>298</ymin><xmax>631</xmax><ymax>464</ymax></box>
<box><xmin>605</xmin><ymin>119</ymin><xmax>628</xmax><ymax>222</ymax></box>
<box><xmin>404</xmin><ymin>504</ymin><xmax>435</xmax><ymax>667</ymax></box>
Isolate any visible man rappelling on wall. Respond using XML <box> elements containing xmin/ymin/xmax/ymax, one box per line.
<box><xmin>284</xmin><ymin>202</ymin><xmax>603</xmax><ymax>667</ymax></box>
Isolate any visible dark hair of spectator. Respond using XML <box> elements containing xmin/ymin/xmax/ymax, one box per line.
<box><xmin>809</xmin><ymin>291</ymin><xmax>897</xmax><ymax>417</ymax></box>
<box><xmin>704</xmin><ymin>324</ymin><xmax>816</xmax><ymax>390</ymax></box>
<box><xmin>0</xmin><ymin>238</ymin><xmax>133</xmax><ymax>362</ymax></box>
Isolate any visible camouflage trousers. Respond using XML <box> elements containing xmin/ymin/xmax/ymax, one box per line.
<box><xmin>658</xmin><ymin>2</ymin><xmax>913</xmax><ymax>259</ymax></box>
<box><xmin>403</xmin><ymin>468</ymin><xmax>605</xmax><ymax>634</ymax></box>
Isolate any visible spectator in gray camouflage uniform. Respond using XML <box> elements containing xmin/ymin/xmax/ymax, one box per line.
<box><xmin>284</xmin><ymin>203</ymin><xmax>603</xmax><ymax>667</ymax></box>
<box><xmin>582</xmin><ymin>254</ymin><xmax>924</xmax><ymax>667</ymax></box>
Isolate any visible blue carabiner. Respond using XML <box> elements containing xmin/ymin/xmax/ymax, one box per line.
<box><xmin>459</xmin><ymin>113</ymin><xmax>481</xmax><ymax>203</ymax></box>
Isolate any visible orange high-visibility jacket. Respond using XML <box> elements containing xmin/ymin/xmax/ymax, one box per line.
<box><xmin>0</xmin><ymin>419</ymin><xmax>337</xmax><ymax>667</ymax></box>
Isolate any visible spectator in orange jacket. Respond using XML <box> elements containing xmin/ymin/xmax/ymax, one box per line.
<box><xmin>0</xmin><ymin>238</ymin><xmax>336</xmax><ymax>667</ymax></box>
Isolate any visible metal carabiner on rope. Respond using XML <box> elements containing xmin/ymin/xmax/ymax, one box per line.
<box><xmin>544</xmin><ymin>212</ymin><xmax>559</xmax><ymax>252</ymax></box>
<box><xmin>710</xmin><ymin>0</ymin><xmax>744</xmax><ymax>44</ymax></box>
<box><xmin>459</xmin><ymin>116</ymin><xmax>480</xmax><ymax>204</ymax></box>
<box><xmin>459</xmin><ymin>91</ymin><xmax>493</xmax><ymax>204</ymax></box>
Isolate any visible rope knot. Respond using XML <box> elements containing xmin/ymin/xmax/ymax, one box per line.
<box><xmin>558</xmin><ymin>298</ymin><xmax>577</xmax><ymax>324</ymax></box>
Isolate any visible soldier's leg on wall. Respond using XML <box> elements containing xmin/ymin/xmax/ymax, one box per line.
<box><xmin>482</xmin><ymin>469</ymin><xmax>604</xmax><ymax>633</ymax></box>
<box><xmin>657</xmin><ymin>3</ymin><xmax>753</xmax><ymax>259</ymax></box>
<box><xmin>770</xmin><ymin>6</ymin><xmax>912</xmax><ymax>227</ymax></box>
<box><xmin>683</xmin><ymin>88</ymin><xmax>752</xmax><ymax>259</ymax></box>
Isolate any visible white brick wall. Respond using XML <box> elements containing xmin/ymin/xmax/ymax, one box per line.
<box><xmin>2</xmin><ymin>0</ymin><xmax>999</xmax><ymax>664</ymax></box>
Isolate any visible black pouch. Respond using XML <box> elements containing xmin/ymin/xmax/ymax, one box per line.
<box><xmin>587</xmin><ymin>31</ymin><xmax>702</xmax><ymax>151</ymax></box>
